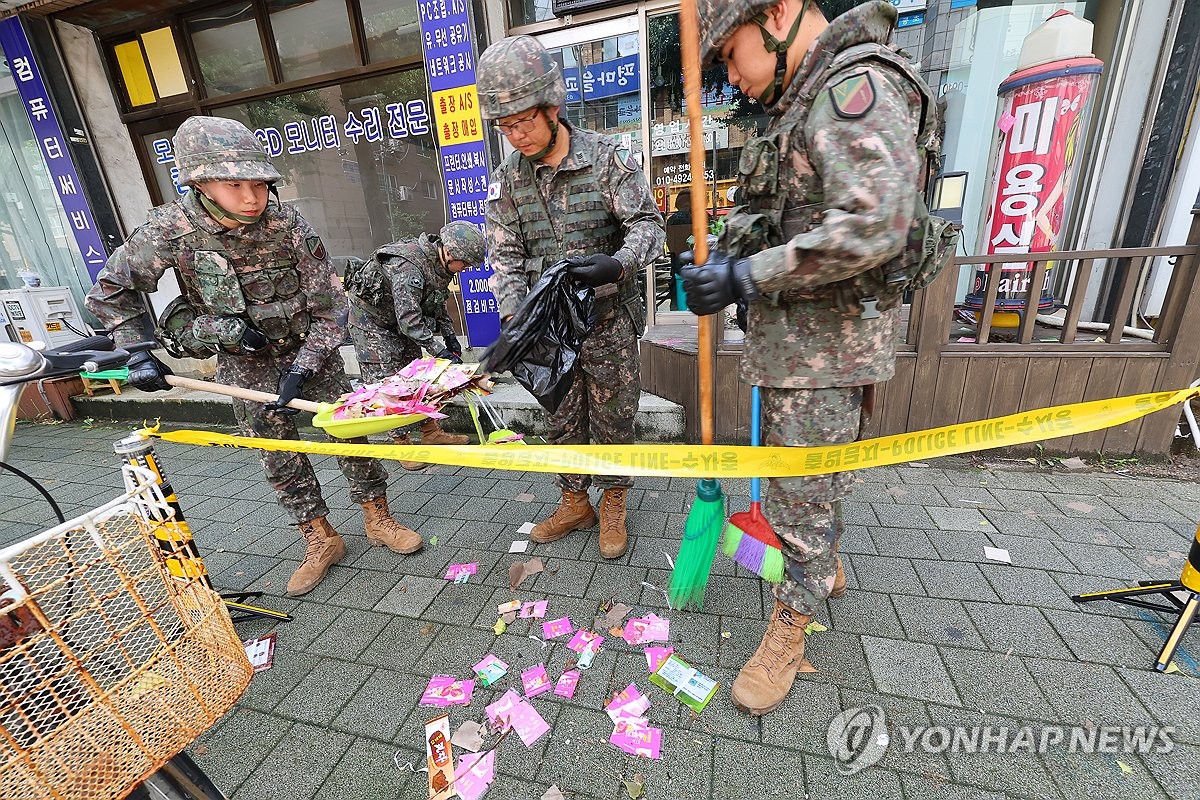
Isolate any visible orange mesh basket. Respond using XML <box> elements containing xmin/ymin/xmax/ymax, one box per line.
<box><xmin>0</xmin><ymin>467</ymin><xmax>253</xmax><ymax>800</ymax></box>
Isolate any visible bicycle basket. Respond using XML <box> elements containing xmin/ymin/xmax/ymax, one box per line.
<box><xmin>0</xmin><ymin>466</ymin><xmax>253</xmax><ymax>800</ymax></box>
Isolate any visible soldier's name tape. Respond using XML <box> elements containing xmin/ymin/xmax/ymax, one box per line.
<box><xmin>140</xmin><ymin>388</ymin><xmax>1199</xmax><ymax>479</ymax></box>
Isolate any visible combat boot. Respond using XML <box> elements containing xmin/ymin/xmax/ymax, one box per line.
<box><xmin>731</xmin><ymin>601</ymin><xmax>811</xmax><ymax>716</ymax></box>
<box><xmin>531</xmin><ymin>490</ymin><xmax>596</xmax><ymax>543</ymax></box>
<box><xmin>831</xmin><ymin>550</ymin><xmax>847</xmax><ymax>598</ymax></box>
<box><xmin>362</xmin><ymin>495</ymin><xmax>423</xmax><ymax>554</ymax></box>
<box><xmin>392</xmin><ymin>432</ymin><xmax>426</xmax><ymax>471</ymax></box>
<box><xmin>598</xmin><ymin>487</ymin><xmax>629</xmax><ymax>559</ymax></box>
<box><xmin>419</xmin><ymin>418</ymin><xmax>470</xmax><ymax>445</ymax></box>
<box><xmin>287</xmin><ymin>516</ymin><xmax>346</xmax><ymax>597</ymax></box>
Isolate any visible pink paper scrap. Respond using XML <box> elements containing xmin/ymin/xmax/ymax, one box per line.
<box><xmin>420</xmin><ymin>675</ymin><xmax>475</xmax><ymax>707</ymax></box>
<box><xmin>542</xmin><ymin>617</ymin><xmax>574</xmax><ymax>639</ymax></box>
<box><xmin>645</xmin><ymin>646</ymin><xmax>674</xmax><ymax>673</ymax></box>
<box><xmin>444</xmin><ymin>563</ymin><xmax>478</xmax><ymax>581</ymax></box>
<box><xmin>605</xmin><ymin>683</ymin><xmax>650</xmax><ymax>722</ymax></box>
<box><xmin>522</xmin><ymin>664</ymin><xmax>552</xmax><ymax>698</ymax></box>
<box><xmin>610</xmin><ymin>717</ymin><xmax>663</xmax><ymax>759</ymax></box>
<box><xmin>454</xmin><ymin>750</ymin><xmax>496</xmax><ymax>800</ymax></box>
<box><xmin>485</xmin><ymin>689</ymin><xmax>550</xmax><ymax>747</ymax></box>
<box><xmin>554</xmin><ymin>670</ymin><xmax>580</xmax><ymax>698</ymax></box>
<box><xmin>566</xmin><ymin>629</ymin><xmax>604</xmax><ymax>653</ymax></box>
<box><xmin>623</xmin><ymin>613</ymin><xmax>670</xmax><ymax>645</ymax></box>
<box><xmin>473</xmin><ymin>654</ymin><xmax>509</xmax><ymax>687</ymax></box>
<box><xmin>998</xmin><ymin>112</ymin><xmax>1017</xmax><ymax>133</ymax></box>
<box><xmin>520</xmin><ymin>599</ymin><xmax>549</xmax><ymax>618</ymax></box>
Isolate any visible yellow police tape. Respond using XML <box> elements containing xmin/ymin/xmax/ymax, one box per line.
<box><xmin>141</xmin><ymin>387</ymin><xmax>1200</xmax><ymax>479</ymax></box>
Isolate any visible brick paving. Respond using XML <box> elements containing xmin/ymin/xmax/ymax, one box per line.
<box><xmin>1</xmin><ymin>420</ymin><xmax>1198</xmax><ymax>800</ymax></box>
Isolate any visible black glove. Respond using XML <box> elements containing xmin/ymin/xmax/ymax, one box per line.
<box><xmin>566</xmin><ymin>254</ymin><xmax>623</xmax><ymax>287</ymax></box>
<box><xmin>241</xmin><ymin>326</ymin><xmax>269</xmax><ymax>353</ymax></box>
<box><xmin>679</xmin><ymin>250</ymin><xmax>760</xmax><ymax>316</ymax></box>
<box><xmin>443</xmin><ymin>333</ymin><xmax>462</xmax><ymax>357</ymax></box>
<box><xmin>265</xmin><ymin>365</ymin><xmax>312</xmax><ymax>415</ymax></box>
<box><xmin>126</xmin><ymin>350</ymin><xmax>173</xmax><ymax>392</ymax></box>
<box><xmin>735</xmin><ymin>298</ymin><xmax>749</xmax><ymax>333</ymax></box>
<box><xmin>434</xmin><ymin>347</ymin><xmax>463</xmax><ymax>365</ymax></box>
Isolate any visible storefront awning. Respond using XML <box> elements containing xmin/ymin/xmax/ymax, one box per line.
<box><xmin>1</xmin><ymin>0</ymin><xmax>179</xmax><ymax>29</ymax></box>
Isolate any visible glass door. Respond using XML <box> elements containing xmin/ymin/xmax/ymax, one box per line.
<box><xmin>536</xmin><ymin>18</ymin><xmax>667</xmax><ymax>326</ymax></box>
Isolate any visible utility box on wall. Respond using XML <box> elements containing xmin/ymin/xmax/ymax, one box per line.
<box><xmin>0</xmin><ymin>287</ymin><xmax>87</xmax><ymax>348</ymax></box>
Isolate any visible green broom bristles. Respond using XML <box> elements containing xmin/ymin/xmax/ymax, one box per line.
<box><xmin>668</xmin><ymin>478</ymin><xmax>725</xmax><ymax>610</ymax></box>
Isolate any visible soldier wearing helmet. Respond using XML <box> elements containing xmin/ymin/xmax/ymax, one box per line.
<box><xmin>86</xmin><ymin>115</ymin><xmax>426</xmax><ymax>598</ymax></box>
<box><xmin>478</xmin><ymin>35</ymin><xmax>665</xmax><ymax>560</ymax></box>
<box><xmin>344</xmin><ymin>221</ymin><xmax>485</xmax><ymax>468</ymax></box>
<box><xmin>681</xmin><ymin>1</ymin><xmax>941</xmax><ymax>716</ymax></box>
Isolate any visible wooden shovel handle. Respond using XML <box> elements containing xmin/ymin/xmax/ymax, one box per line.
<box><xmin>165</xmin><ymin>374</ymin><xmax>323</xmax><ymax>413</ymax></box>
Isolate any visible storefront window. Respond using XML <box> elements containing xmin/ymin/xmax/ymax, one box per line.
<box><xmin>139</xmin><ymin>70</ymin><xmax>445</xmax><ymax>270</ymax></box>
<box><xmin>0</xmin><ymin>59</ymin><xmax>97</xmax><ymax>323</ymax></box>
<box><xmin>508</xmin><ymin>0</ymin><xmax>555</xmax><ymax>29</ymax></box>
<box><xmin>360</xmin><ymin>0</ymin><xmax>422</xmax><ymax>64</ymax></box>
<box><xmin>548</xmin><ymin>33</ymin><xmax>642</xmax><ymax>150</ymax></box>
<box><xmin>268</xmin><ymin>0</ymin><xmax>357</xmax><ymax>82</ymax></box>
<box><xmin>646</xmin><ymin>11</ymin><xmax>766</xmax><ymax>316</ymax></box>
<box><xmin>187</xmin><ymin>2</ymin><xmax>271</xmax><ymax>96</ymax></box>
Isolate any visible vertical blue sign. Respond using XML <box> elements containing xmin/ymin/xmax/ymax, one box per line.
<box><xmin>0</xmin><ymin>17</ymin><xmax>109</xmax><ymax>280</ymax></box>
<box><xmin>417</xmin><ymin>0</ymin><xmax>500</xmax><ymax>348</ymax></box>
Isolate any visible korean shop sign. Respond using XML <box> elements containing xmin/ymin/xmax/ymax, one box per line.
<box><xmin>0</xmin><ymin>17</ymin><xmax>109</xmax><ymax>280</ymax></box>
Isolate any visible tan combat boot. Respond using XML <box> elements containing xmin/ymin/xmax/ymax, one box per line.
<box><xmin>362</xmin><ymin>495</ymin><xmax>423</xmax><ymax>554</ymax></box>
<box><xmin>287</xmin><ymin>516</ymin><xmax>347</xmax><ymax>597</ymax></box>
<box><xmin>598</xmin><ymin>487</ymin><xmax>629</xmax><ymax>559</ymax></box>
<box><xmin>530</xmin><ymin>490</ymin><xmax>596</xmax><ymax>543</ymax></box>
<box><xmin>419</xmin><ymin>418</ymin><xmax>470</xmax><ymax>445</ymax></box>
<box><xmin>731</xmin><ymin>601</ymin><xmax>812</xmax><ymax>716</ymax></box>
<box><xmin>392</xmin><ymin>432</ymin><xmax>426</xmax><ymax>471</ymax></box>
<box><xmin>830</xmin><ymin>551</ymin><xmax>847</xmax><ymax>598</ymax></box>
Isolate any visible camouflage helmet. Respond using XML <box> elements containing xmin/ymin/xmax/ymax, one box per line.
<box><xmin>699</xmin><ymin>0</ymin><xmax>871</xmax><ymax>67</ymax></box>
<box><xmin>476</xmin><ymin>36</ymin><xmax>567</xmax><ymax>120</ymax></box>
<box><xmin>438</xmin><ymin>221</ymin><xmax>486</xmax><ymax>266</ymax></box>
<box><xmin>173</xmin><ymin>115</ymin><xmax>282</xmax><ymax>187</ymax></box>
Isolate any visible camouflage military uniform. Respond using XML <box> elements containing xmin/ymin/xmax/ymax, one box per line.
<box><xmin>86</xmin><ymin>177</ymin><xmax>387</xmax><ymax>526</ymax></box>
<box><xmin>347</xmin><ymin>233</ymin><xmax>456</xmax><ymax>384</ymax></box>
<box><xmin>486</xmin><ymin>122</ymin><xmax>664</xmax><ymax>490</ymax></box>
<box><xmin>715</xmin><ymin>1</ymin><xmax>931</xmax><ymax>615</ymax></box>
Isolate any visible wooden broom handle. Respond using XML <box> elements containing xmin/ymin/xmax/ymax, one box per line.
<box><xmin>165</xmin><ymin>374</ymin><xmax>323</xmax><ymax>413</ymax></box>
<box><xmin>680</xmin><ymin>0</ymin><xmax>715</xmax><ymax>446</ymax></box>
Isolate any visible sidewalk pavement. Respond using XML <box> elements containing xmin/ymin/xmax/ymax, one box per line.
<box><xmin>1</xmin><ymin>419</ymin><xmax>1197</xmax><ymax>800</ymax></box>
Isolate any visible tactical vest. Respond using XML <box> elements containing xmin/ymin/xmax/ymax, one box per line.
<box><xmin>345</xmin><ymin>240</ymin><xmax>425</xmax><ymax>312</ymax></box>
<box><xmin>171</xmin><ymin>202</ymin><xmax>311</xmax><ymax>352</ymax></box>
<box><xmin>502</xmin><ymin>134</ymin><xmax>647</xmax><ymax>334</ymax></box>
<box><xmin>720</xmin><ymin>42</ymin><xmax>940</xmax><ymax>313</ymax></box>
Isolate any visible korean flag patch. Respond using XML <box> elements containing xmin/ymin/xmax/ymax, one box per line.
<box><xmin>486</xmin><ymin>181</ymin><xmax>502</xmax><ymax>202</ymax></box>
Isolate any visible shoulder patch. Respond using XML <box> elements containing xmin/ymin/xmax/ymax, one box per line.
<box><xmin>828</xmin><ymin>71</ymin><xmax>876</xmax><ymax>119</ymax></box>
<box><xmin>614</xmin><ymin>148</ymin><xmax>639</xmax><ymax>174</ymax></box>
<box><xmin>486</xmin><ymin>181</ymin><xmax>502</xmax><ymax>202</ymax></box>
<box><xmin>306</xmin><ymin>235</ymin><xmax>327</xmax><ymax>260</ymax></box>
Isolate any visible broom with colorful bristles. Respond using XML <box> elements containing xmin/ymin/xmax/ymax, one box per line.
<box><xmin>723</xmin><ymin>386</ymin><xmax>785</xmax><ymax>582</ymax></box>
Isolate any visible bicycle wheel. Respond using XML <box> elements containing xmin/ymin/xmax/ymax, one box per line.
<box><xmin>126</xmin><ymin>753</ymin><xmax>228</xmax><ymax>800</ymax></box>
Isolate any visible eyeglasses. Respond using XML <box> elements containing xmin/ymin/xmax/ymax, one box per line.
<box><xmin>491</xmin><ymin>111</ymin><xmax>540</xmax><ymax>136</ymax></box>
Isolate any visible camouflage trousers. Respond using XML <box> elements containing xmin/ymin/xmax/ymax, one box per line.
<box><xmin>218</xmin><ymin>347</ymin><xmax>389</xmax><ymax>524</ymax></box>
<box><xmin>349</xmin><ymin>305</ymin><xmax>423</xmax><ymax>434</ymax></box>
<box><xmin>761</xmin><ymin>385</ymin><xmax>864</xmax><ymax>615</ymax></box>
<box><xmin>549</xmin><ymin>305</ymin><xmax>640</xmax><ymax>491</ymax></box>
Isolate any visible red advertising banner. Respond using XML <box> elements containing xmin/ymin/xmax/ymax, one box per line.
<box><xmin>969</xmin><ymin>57</ymin><xmax>1102</xmax><ymax>312</ymax></box>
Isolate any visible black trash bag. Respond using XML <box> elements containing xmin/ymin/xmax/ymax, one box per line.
<box><xmin>482</xmin><ymin>260</ymin><xmax>596</xmax><ymax>414</ymax></box>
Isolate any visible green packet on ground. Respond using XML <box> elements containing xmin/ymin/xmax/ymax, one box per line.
<box><xmin>649</xmin><ymin>654</ymin><xmax>719</xmax><ymax>713</ymax></box>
